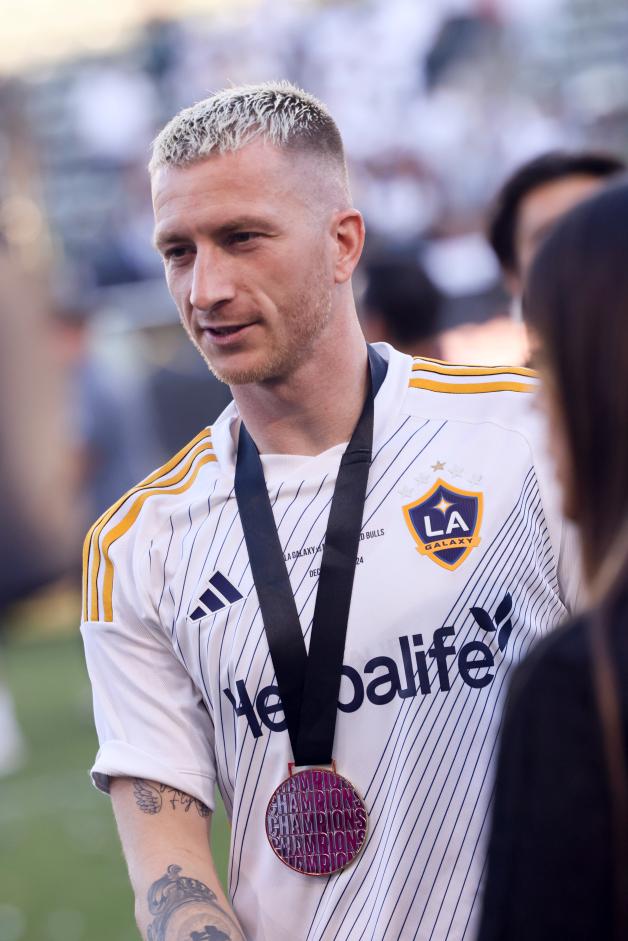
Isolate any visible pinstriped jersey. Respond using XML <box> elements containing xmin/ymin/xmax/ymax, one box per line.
<box><xmin>81</xmin><ymin>343</ymin><xmax>579</xmax><ymax>941</ymax></box>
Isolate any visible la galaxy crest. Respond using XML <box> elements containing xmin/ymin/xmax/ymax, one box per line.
<box><xmin>403</xmin><ymin>478</ymin><xmax>483</xmax><ymax>571</ymax></box>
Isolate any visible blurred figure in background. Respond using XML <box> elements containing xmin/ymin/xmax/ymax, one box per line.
<box><xmin>360</xmin><ymin>249</ymin><xmax>529</xmax><ymax>366</ymax></box>
<box><xmin>0</xmin><ymin>248</ymin><xmax>76</xmax><ymax>779</ymax></box>
<box><xmin>487</xmin><ymin>150</ymin><xmax>625</xmax><ymax>321</ymax></box>
<box><xmin>52</xmin><ymin>296</ymin><xmax>162</xmax><ymax>523</ymax></box>
<box><xmin>145</xmin><ymin>324</ymin><xmax>232</xmax><ymax>456</ymax></box>
<box><xmin>360</xmin><ymin>255</ymin><xmax>443</xmax><ymax>358</ymax></box>
<box><xmin>478</xmin><ymin>181</ymin><xmax>628</xmax><ymax>941</ymax></box>
<box><xmin>0</xmin><ymin>676</ymin><xmax>24</xmax><ymax>775</ymax></box>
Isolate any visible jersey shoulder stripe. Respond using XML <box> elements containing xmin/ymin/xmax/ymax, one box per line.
<box><xmin>409</xmin><ymin>356</ymin><xmax>537</xmax><ymax>394</ymax></box>
<box><xmin>82</xmin><ymin>427</ymin><xmax>216</xmax><ymax>623</ymax></box>
<box><xmin>411</xmin><ymin>356</ymin><xmax>536</xmax><ymax>378</ymax></box>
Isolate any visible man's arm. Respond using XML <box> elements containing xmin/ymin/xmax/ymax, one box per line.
<box><xmin>111</xmin><ymin>777</ymin><xmax>246</xmax><ymax>941</ymax></box>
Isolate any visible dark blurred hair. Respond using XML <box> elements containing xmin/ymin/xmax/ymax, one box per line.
<box><xmin>526</xmin><ymin>182</ymin><xmax>628</xmax><ymax>936</ymax></box>
<box><xmin>362</xmin><ymin>258</ymin><xmax>442</xmax><ymax>345</ymax></box>
<box><xmin>525</xmin><ymin>179</ymin><xmax>628</xmax><ymax>586</ymax></box>
<box><xmin>488</xmin><ymin>150</ymin><xmax>625</xmax><ymax>274</ymax></box>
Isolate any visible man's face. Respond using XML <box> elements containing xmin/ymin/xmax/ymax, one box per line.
<box><xmin>512</xmin><ymin>174</ymin><xmax>606</xmax><ymax>292</ymax></box>
<box><xmin>152</xmin><ymin>141</ymin><xmax>339</xmax><ymax>385</ymax></box>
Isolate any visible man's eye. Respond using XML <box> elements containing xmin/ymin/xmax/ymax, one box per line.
<box><xmin>229</xmin><ymin>232</ymin><xmax>260</xmax><ymax>245</ymax></box>
<box><xmin>164</xmin><ymin>246</ymin><xmax>193</xmax><ymax>262</ymax></box>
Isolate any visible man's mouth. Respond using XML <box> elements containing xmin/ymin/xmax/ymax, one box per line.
<box><xmin>200</xmin><ymin>321</ymin><xmax>259</xmax><ymax>344</ymax></box>
<box><xmin>207</xmin><ymin>325</ymin><xmax>246</xmax><ymax>336</ymax></box>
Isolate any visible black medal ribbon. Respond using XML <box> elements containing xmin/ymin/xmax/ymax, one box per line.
<box><xmin>235</xmin><ymin>345</ymin><xmax>387</xmax><ymax>767</ymax></box>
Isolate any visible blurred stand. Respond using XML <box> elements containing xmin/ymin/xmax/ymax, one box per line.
<box><xmin>423</xmin><ymin>233</ymin><xmax>528</xmax><ymax>364</ymax></box>
<box><xmin>51</xmin><ymin>293</ymin><xmax>161</xmax><ymax>525</ymax></box>
<box><xmin>0</xmin><ymin>83</ymin><xmax>77</xmax><ymax>611</ymax></box>
<box><xmin>0</xmin><ymin>82</ymin><xmax>73</xmax><ymax>777</ymax></box>
<box><xmin>52</xmin><ymin>278</ymin><xmax>234</xmax><ymax>526</ymax></box>
<box><xmin>0</xmin><ymin>254</ymin><xmax>75</xmax><ymax>609</ymax></box>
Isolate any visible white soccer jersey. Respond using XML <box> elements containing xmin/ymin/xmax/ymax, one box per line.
<box><xmin>81</xmin><ymin>344</ymin><xmax>578</xmax><ymax>941</ymax></box>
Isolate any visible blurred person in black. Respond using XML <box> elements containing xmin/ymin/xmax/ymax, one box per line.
<box><xmin>360</xmin><ymin>256</ymin><xmax>443</xmax><ymax>358</ymax></box>
<box><xmin>477</xmin><ymin>181</ymin><xmax>628</xmax><ymax>941</ymax></box>
<box><xmin>360</xmin><ymin>252</ymin><xmax>528</xmax><ymax>366</ymax></box>
<box><xmin>488</xmin><ymin>150</ymin><xmax>625</xmax><ymax>320</ymax></box>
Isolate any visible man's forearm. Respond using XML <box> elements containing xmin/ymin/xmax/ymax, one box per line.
<box><xmin>139</xmin><ymin>861</ymin><xmax>245</xmax><ymax>941</ymax></box>
<box><xmin>109</xmin><ymin>777</ymin><xmax>246</xmax><ymax>941</ymax></box>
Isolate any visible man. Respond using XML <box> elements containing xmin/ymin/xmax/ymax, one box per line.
<box><xmin>82</xmin><ymin>83</ymin><xmax>578</xmax><ymax>941</ymax></box>
<box><xmin>488</xmin><ymin>150</ymin><xmax>625</xmax><ymax>313</ymax></box>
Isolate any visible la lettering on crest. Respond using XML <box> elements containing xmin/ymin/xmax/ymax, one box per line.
<box><xmin>403</xmin><ymin>478</ymin><xmax>483</xmax><ymax>571</ymax></box>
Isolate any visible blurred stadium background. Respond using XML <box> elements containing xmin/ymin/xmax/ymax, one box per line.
<box><xmin>1</xmin><ymin>0</ymin><xmax>628</xmax><ymax>938</ymax></box>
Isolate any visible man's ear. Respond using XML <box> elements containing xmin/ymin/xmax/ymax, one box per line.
<box><xmin>332</xmin><ymin>209</ymin><xmax>365</xmax><ymax>284</ymax></box>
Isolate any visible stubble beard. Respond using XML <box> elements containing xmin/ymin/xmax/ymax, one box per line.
<box><xmin>189</xmin><ymin>276</ymin><xmax>333</xmax><ymax>387</ymax></box>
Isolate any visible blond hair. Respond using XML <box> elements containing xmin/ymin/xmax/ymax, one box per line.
<box><xmin>149</xmin><ymin>80</ymin><xmax>347</xmax><ymax>182</ymax></box>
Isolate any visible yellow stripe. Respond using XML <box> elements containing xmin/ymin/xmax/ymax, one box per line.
<box><xmin>412</xmin><ymin>359</ymin><xmax>536</xmax><ymax>379</ymax></box>
<box><xmin>85</xmin><ymin>430</ymin><xmax>211</xmax><ymax>620</ymax></box>
<box><xmin>409</xmin><ymin>378</ymin><xmax>534</xmax><ymax>395</ymax></box>
<box><xmin>91</xmin><ymin>440</ymin><xmax>214</xmax><ymax>621</ymax></box>
<box><xmin>101</xmin><ymin>451</ymin><xmax>217</xmax><ymax>622</ymax></box>
<box><xmin>83</xmin><ymin>526</ymin><xmax>98</xmax><ymax>621</ymax></box>
<box><xmin>83</xmin><ymin>428</ymin><xmax>211</xmax><ymax>621</ymax></box>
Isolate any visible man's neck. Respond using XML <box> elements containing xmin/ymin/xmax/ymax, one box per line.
<box><xmin>231</xmin><ymin>320</ymin><xmax>370</xmax><ymax>456</ymax></box>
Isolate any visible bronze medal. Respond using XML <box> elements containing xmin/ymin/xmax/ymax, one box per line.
<box><xmin>266</xmin><ymin>765</ymin><xmax>368</xmax><ymax>875</ymax></box>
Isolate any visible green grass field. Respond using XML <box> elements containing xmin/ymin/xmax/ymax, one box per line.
<box><xmin>0</xmin><ymin>632</ymin><xmax>230</xmax><ymax>941</ymax></box>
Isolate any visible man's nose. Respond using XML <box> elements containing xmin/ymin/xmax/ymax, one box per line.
<box><xmin>189</xmin><ymin>247</ymin><xmax>237</xmax><ymax>312</ymax></box>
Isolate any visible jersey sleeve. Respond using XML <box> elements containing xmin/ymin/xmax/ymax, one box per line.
<box><xmin>81</xmin><ymin>617</ymin><xmax>217</xmax><ymax>810</ymax></box>
<box><xmin>81</xmin><ymin>491</ymin><xmax>217</xmax><ymax>810</ymax></box>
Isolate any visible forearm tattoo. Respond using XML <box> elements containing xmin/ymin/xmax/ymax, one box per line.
<box><xmin>146</xmin><ymin>865</ymin><xmax>244</xmax><ymax>941</ymax></box>
<box><xmin>133</xmin><ymin>779</ymin><xmax>210</xmax><ymax>818</ymax></box>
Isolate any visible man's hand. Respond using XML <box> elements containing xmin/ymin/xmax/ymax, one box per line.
<box><xmin>110</xmin><ymin>777</ymin><xmax>246</xmax><ymax>941</ymax></box>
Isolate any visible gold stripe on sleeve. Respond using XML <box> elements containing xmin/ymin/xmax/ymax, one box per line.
<box><xmin>101</xmin><ymin>451</ymin><xmax>217</xmax><ymax>622</ymax></box>
<box><xmin>82</xmin><ymin>428</ymin><xmax>212</xmax><ymax>621</ymax></box>
<box><xmin>412</xmin><ymin>360</ymin><xmax>536</xmax><ymax>379</ymax></box>
<box><xmin>408</xmin><ymin>378</ymin><xmax>535</xmax><ymax>395</ymax></box>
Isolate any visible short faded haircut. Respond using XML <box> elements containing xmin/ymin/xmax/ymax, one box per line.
<box><xmin>149</xmin><ymin>80</ymin><xmax>348</xmax><ymax>185</ymax></box>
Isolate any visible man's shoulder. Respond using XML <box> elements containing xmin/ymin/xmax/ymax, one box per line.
<box><xmin>400</xmin><ymin>355</ymin><xmax>539</xmax><ymax>437</ymax></box>
<box><xmin>405</xmin><ymin>355</ymin><xmax>538</xmax><ymax>404</ymax></box>
<box><xmin>83</xmin><ymin>427</ymin><xmax>218</xmax><ymax>620</ymax></box>
<box><xmin>87</xmin><ymin>426</ymin><xmax>217</xmax><ymax>531</ymax></box>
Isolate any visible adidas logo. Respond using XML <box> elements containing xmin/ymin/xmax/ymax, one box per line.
<box><xmin>189</xmin><ymin>571</ymin><xmax>243</xmax><ymax>621</ymax></box>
